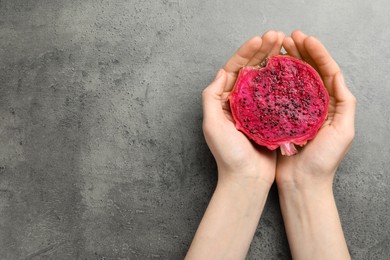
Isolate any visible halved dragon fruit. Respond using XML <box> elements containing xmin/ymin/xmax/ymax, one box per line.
<box><xmin>229</xmin><ymin>55</ymin><xmax>329</xmax><ymax>156</ymax></box>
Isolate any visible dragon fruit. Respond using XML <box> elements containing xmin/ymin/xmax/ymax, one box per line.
<box><xmin>229</xmin><ymin>55</ymin><xmax>329</xmax><ymax>156</ymax></box>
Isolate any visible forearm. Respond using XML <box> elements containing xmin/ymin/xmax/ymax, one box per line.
<box><xmin>278</xmin><ymin>182</ymin><xmax>350</xmax><ymax>260</ymax></box>
<box><xmin>186</xmin><ymin>173</ymin><xmax>271</xmax><ymax>260</ymax></box>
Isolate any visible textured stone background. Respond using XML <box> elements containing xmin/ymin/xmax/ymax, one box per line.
<box><xmin>1</xmin><ymin>0</ymin><xmax>389</xmax><ymax>259</ymax></box>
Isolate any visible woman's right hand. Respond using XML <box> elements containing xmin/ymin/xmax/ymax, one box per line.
<box><xmin>276</xmin><ymin>30</ymin><xmax>356</xmax><ymax>189</ymax></box>
<box><xmin>275</xmin><ymin>30</ymin><xmax>355</xmax><ymax>260</ymax></box>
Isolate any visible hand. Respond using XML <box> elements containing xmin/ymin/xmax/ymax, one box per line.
<box><xmin>202</xmin><ymin>30</ymin><xmax>285</xmax><ymax>186</ymax></box>
<box><xmin>276</xmin><ymin>31</ymin><xmax>355</xmax><ymax>260</ymax></box>
<box><xmin>186</xmin><ymin>31</ymin><xmax>285</xmax><ymax>260</ymax></box>
<box><xmin>276</xmin><ymin>30</ymin><xmax>356</xmax><ymax>188</ymax></box>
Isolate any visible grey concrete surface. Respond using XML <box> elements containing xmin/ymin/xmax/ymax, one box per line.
<box><xmin>0</xmin><ymin>0</ymin><xmax>389</xmax><ymax>259</ymax></box>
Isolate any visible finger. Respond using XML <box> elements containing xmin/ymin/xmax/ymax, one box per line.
<box><xmin>246</xmin><ymin>30</ymin><xmax>280</xmax><ymax>66</ymax></box>
<box><xmin>303</xmin><ymin>36</ymin><xmax>341</xmax><ymax>79</ymax></box>
<box><xmin>330</xmin><ymin>72</ymin><xmax>356</xmax><ymax>130</ymax></box>
<box><xmin>202</xmin><ymin>69</ymin><xmax>228</xmax><ymax>123</ymax></box>
<box><xmin>290</xmin><ymin>30</ymin><xmax>319</xmax><ymax>72</ymax></box>
<box><xmin>223</xmin><ymin>36</ymin><xmax>263</xmax><ymax>91</ymax></box>
<box><xmin>268</xmin><ymin>31</ymin><xmax>285</xmax><ymax>57</ymax></box>
<box><xmin>283</xmin><ymin>36</ymin><xmax>302</xmax><ymax>59</ymax></box>
<box><xmin>303</xmin><ymin>36</ymin><xmax>341</xmax><ymax>96</ymax></box>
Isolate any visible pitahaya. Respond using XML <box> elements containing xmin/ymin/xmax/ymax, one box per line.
<box><xmin>229</xmin><ymin>55</ymin><xmax>329</xmax><ymax>156</ymax></box>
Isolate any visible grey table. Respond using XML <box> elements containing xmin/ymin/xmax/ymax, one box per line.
<box><xmin>1</xmin><ymin>0</ymin><xmax>389</xmax><ymax>259</ymax></box>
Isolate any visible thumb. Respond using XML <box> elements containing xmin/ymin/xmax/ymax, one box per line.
<box><xmin>331</xmin><ymin>71</ymin><xmax>356</xmax><ymax>130</ymax></box>
<box><xmin>202</xmin><ymin>69</ymin><xmax>227</xmax><ymax>123</ymax></box>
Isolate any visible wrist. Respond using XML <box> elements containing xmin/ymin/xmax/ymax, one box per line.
<box><xmin>215</xmin><ymin>169</ymin><xmax>273</xmax><ymax>219</ymax></box>
<box><xmin>217</xmin><ymin>160</ymin><xmax>276</xmax><ymax>188</ymax></box>
<box><xmin>186</xmin><ymin>169</ymin><xmax>272</xmax><ymax>260</ymax></box>
<box><xmin>277</xmin><ymin>179</ymin><xmax>350</xmax><ymax>260</ymax></box>
<box><xmin>218</xmin><ymin>168</ymin><xmax>274</xmax><ymax>192</ymax></box>
<box><xmin>276</xmin><ymin>167</ymin><xmax>334</xmax><ymax>193</ymax></box>
<box><xmin>277</xmin><ymin>173</ymin><xmax>335</xmax><ymax>224</ymax></box>
<box><xmin>278</xmin><ymin>181</ymin><xmax>334</xmax><ymax>209</ymax></box>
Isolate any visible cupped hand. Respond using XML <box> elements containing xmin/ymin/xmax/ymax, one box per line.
<box><xmin>276</xmin><ymin>31</ymin><xmax>356</xmax><ymax>188</ymax></box>
<box><xmin>202</xmin><ymin>30</ymin><xmax>285</xmax><ymax>185</ymax></box>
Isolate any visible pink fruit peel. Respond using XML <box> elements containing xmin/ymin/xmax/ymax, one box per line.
<box><xmin>229</xmin><ymin>55</ymin><xmax>329</xmax><ymax>156</ymax></box>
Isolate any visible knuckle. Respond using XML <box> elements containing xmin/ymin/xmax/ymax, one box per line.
<box><xmin>345</xmin><ymin>91</ymin><xmax>357</xmax><ymax>105</ymax></box>
<box><xmin>202</xmin><ymin>87</ymin><xmax>211</xmax><ymax>99</ymax></box>
<box><xmin>203</xmin><ymin>119</ymin><xmax>220</xmax><ymax>138</ymax></box>
<box><xmin>335</xmin><ymin>125</ymin><xmax>355</xmax><ymax>142</ymax></box>
<box><xmin>345</xmin><ymin>128</ymin><xmax>355</xmax><ymax>141</ymax></box>
<box><xmin>202</xmin><ymin>121</ymin><xmax>212</xmax><ymax>136</ymax></box>
<box><xmin>350</xmin><ymin>95</ymin><xmax>357</xmax><ymax>105</ymax></box>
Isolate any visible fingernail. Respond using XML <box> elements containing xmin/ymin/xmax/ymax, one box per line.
<box><xmin>214</xmin><ymin>69</ymin><xmax>224</xmax><ymax>81</ymax></box>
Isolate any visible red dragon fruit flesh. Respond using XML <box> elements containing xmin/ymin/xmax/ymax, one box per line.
<box><xmin>229</xmin><ymin>55</ymin><xmax>329</xmax><ymax>156</ymax></box>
